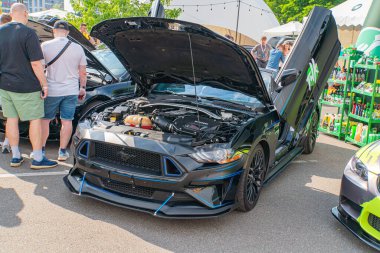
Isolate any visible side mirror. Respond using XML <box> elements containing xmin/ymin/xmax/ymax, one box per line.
<box><xmin>276</xmin><ymin>68</ymin><xmax>300</xmax><ymax>92</ymax></box>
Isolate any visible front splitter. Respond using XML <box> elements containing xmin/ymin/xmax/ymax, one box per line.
<box><xmin>63</xmin><ymin>174</ymin><xmax>234</xmax><ymax>219</ymax></box>
<box><xmin>331</xmin><ymin>207</ymin><xmax>380</xmax><ymax>251</ymax></box>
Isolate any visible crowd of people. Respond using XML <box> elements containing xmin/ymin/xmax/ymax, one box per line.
<box><xmin>0</xmin><ymin>3</ymin><xmax>87</xmax><ymax>170</ymax></box>
<box><xmin>251</xmin><ymin>35</ymin><xmax>293</xmax><ymax>75</ymax></box>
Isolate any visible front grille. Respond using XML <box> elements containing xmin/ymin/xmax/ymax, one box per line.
<box><xmin>368</xmin><ymin>213</ymin><xmax>380</xmax><ymax>232</ymax></box>
<box><xmin>101</xmin><ymin>178</ymin><xmax>154</xmax><ymax>198</ymax></box>
<box><xmin>92</xmin><ymin>142</ymin><xmax>162</xmax><ymax>175</ymax></box>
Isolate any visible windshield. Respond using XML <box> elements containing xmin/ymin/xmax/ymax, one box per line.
<box><xmin>92</xmin><ymin>49</ymin><xmax>127</xmax><ymax>78</ymax></box>
<box><xmin>152</xmin><ymin>83</ymin><xmax>263</xmax><ymax>107</ymax></box>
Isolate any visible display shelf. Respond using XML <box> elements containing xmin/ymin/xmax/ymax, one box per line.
<box><xmin>328</xmin><ymin>79</ymin><xmax>361</xmax><ymax>86</ymax></box>
<box><xmin>355</xmin><ymin>63</ymin><xmax>379</xmax><ymax>70</ymax></box>
<box><xmin>345</xmin><ymin>136</ymin><xmax>366</xmax><ymax>147</ymax></box>
<box><xmin>319</xmin><ymin>50</ymin><xmax>359</xmax><ymax>140</ymax></box>
<box><xmin>320</xmin><ymin>100</ymin><xmax>346</xmax><ymax>108</ymax></box>
<box><xmin>351</xmin><ymin>88</ymin><xmax>380</xmax><ymax>97</ymax></box>
<box><xmin>328</xmin><ymin>79</ymin><xmax>347</xmax><ymax>85</ymax></box>
<box><xmin>346</xmin><ymin>59</ymin><xmax>380</xmax><ymax>147</ymax></box>
<box><xmin>318</xmin><ymin>127</ymin><xmax>344</xmax><ymax>137</ymax></box>
<box><xmin>348</xmin><ymin>113</ymin><xmax>380</xmax><ymax>124</ymax></box>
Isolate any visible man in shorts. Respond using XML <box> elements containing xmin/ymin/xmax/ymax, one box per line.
<box><xmin>41</xmin><ymin>20</ymin><xmax>87</xmax><ymax>161</ymax></box>
<box><xmin>0</xmin><ymin>3</ymin><xmax>57</xmax><ymax>169</ymax></box>
<box><xmin>0</xmin><ymin>13</ymin><xmax>12</xmax><ymax>153</ymax></box>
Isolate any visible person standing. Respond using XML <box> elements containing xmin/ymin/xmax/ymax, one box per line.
<box><xmin>41</xmin><ymin>20</ymin><xmax>87</xmax><ymax>161</ymax></box>
<box><xmin>266</xmin><ymin>43</ymin><xmax>285</xmax><ymax>75</ymax></box>
<box><xmin>79</xmin><ymin>23</ymin><xmax>95</xmax><ymax>46</ymax></box>
<box><xmin>283</xmin><ymin>41</ymin><xmax>293</xmax><ymax>59</ymax></box>
<box><xmin>0</xmin><ymin>13</ymin><xmax>12</xmax><ymax>25</ymax></box>
<box><xmin>251</xmin><ymin>36</ymin><xmax>271</xmax><ymax>68</ymax></box>
<box><xmin>0</xmin><ymin>3</ymin><xmax>58</xmax><ymax>169</ymax></box>
<box><xmin>0</xmin><ymin>13</ymin><xmax>12</xmax><ymax>153</ymax></box>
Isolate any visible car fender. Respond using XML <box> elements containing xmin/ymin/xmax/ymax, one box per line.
<box><xmin>232</xmin><ymin>110</ymin><xmax>279</xmax><ymax>170</ymax></box>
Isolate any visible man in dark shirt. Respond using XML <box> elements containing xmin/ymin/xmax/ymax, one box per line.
<box><xmin>0</xmin><ymin>3</ymin><xmax>57</xmax><ymax>169</ymax></box>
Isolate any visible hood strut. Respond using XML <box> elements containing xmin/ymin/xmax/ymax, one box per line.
<box><xmin>187</xmin><ymin>33</ymin><xmax>201</xmax><ymax>122</ymax></box>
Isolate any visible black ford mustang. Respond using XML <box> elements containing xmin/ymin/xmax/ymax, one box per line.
<box><xmin>65</xmin><ymin>7</ymin><xmax>340</xmax><ymax>218</ymax></box>
<box><xmin>0</xmin><ymin>20</ymin><xmax>135</xmax><ymax>138</ymax></box>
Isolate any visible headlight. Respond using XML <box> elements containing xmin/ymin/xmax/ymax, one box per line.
<box><xmin>73</xmin><ymin>120</ymin><xmax>91</xmax><ymax>140</ymax></box>
<box><xmin>350</xmin><ymin>156</ymin><xmax>368</xmax><ymax>181</ymax></box>
<box><xmin>189</xmin><ymin>148</ymin><xmax>243</xmax><ymax>164</ymax></box>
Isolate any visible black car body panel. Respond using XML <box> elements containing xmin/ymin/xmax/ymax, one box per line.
<box><xmin>64</xmin><ymin>7</ymin><xmax>340</xmax><ymax>218</ymax></box>
<box><xmin>273</xmin><ymin>7</ymin><xmax>340</xmax><ymax>129</ymax></box>
<box><xmin>91</xmin><ymin>17</ymin><xmax>272</xmax><ymax>104</ymax></box>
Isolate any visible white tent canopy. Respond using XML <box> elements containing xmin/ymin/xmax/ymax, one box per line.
<box><xmin>29</xmin><ymin>9</ymin><xmax>68</xmax><ymax>19</ymax></box>
<box><xmin>331</xmin><ymin>0</ymin><xmax>373</xmax><ymax>27</ymax></box>
<box><xmin>263</xmin><ymin>21</ymin><xmax>303</xmax><ymax>37</ymax></box>
<box><xmin>168</xmin><ymin>0</ymin><xmax>279</xmax><ymax>42</ymax></box>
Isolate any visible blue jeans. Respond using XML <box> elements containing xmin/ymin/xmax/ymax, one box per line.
<box><xmin>44</xmin><ymin>95</ymin><xmax>78</xmax><ymax>120</ymax></box>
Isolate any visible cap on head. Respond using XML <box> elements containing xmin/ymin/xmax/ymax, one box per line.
<box><xmin>54</xmin><ymin>20</ymin><xmax>69</xmax><ymax>31</ymax></box>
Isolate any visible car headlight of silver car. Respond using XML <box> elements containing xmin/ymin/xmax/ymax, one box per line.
<box><xmin>189</xmin><ymin>148</ymin><xmax>245</xmax><ymax>164</ymax></box>
<box><xmin>350</xmin><ymin>156</ymin><xmax>368</xmax><ymax>181</ymax></box>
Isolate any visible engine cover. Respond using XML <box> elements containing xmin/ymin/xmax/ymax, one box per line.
<box><xmin>173</xmin><ymin>116</ymin><xmax>220</xmax><ymax>136</ymax></box>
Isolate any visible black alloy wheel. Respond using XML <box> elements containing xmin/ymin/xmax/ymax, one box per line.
<box><xmin>303</xmin><ymin>111</ymin><xmax>318</xmax><ymax>154</ymax></box>
<box><xmin>236</xmin><ymin>144</ymin><xmax>267</xmax><ymax>212</ymax></box>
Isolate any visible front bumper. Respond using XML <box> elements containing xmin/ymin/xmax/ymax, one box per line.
<box><xmin>65</xmin><ymin>129</ymin><xmax>246</xmax><ymax>218</ymax></box>
<box><xmin>332</xmin><ymin>207</ymin><xmax>380</xmax><ymax>251</ymax></box>
<box><xmin>64</xmin><ymin>171</ymin><xmax>236</xmax><ymax>218</ymax></box>
<box><xmin>332</xmin><ymin>162</ymin><xmax>380</xmax><ymax>250</ymax></box>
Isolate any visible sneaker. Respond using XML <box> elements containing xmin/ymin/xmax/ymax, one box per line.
<box><xmin>2</xmin><ymin>144</ymin><xmax>10</xmax><ymax>154</ymax></box>
<box><xmin>10</xmin><ymin>157</ymin><xmax>24</xmax><ymax>167</ymax></box>
<box><xmin>30</xmin><ymin>157</ymin><xmax>58</xmax><ymax>170</ymax></box>
<box><xmin>58</xmin><ymin>149</ymin><xmax>70</xmax><ymax>161</ymax></box>
<box><xmin>30</xmin><ymin>148</ymin><xmax>46</xmax><ymax>159</ymax></box>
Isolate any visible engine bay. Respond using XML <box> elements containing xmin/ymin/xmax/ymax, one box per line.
<box><xmin>92</xmin><ymin>98</ymin><xmax>256</xmax><ymax>146</ymax></box>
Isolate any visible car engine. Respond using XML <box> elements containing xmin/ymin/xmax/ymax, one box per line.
<box><xmin>92</xmin><ymin>98</ymin><xmax>254</xmax><ymax>146</ymax></box>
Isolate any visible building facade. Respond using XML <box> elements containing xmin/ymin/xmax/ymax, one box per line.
<box><xmin>1</xmin><ymin>0</ymin><xmax>63</xmax><ymax>13</ymax></box>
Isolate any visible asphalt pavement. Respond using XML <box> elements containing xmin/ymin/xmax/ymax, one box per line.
<box><xmin>0</xmin><ymin>133</ymin><xmax>377</xmax><ymax>253</ymax></box>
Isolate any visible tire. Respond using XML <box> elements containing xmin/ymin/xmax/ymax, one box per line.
<box><xmin>236</xmin><ymin>144</ymin><xmax>267</xmax><ymax>212</ymax></box>
<box><xmin>80</xmin><ymin>100</ymin><xmax>106</xmax><ymax>118</ymax></box>
<box><xmin>303</xmin><ymin>111</ymin><xmax>319</xmax><ymax>154</ymax></box>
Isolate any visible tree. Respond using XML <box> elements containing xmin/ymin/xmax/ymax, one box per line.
<box><xmin>264</xmin><ymin>0</ymin><xmax>344</xmax><ymax>24</ymax></box>
<box><xmin>66</xmin><ymin>0</ymin><xmax>181</xmax><ymax>30</ymax></box>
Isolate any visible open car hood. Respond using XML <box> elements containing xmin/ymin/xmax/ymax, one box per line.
<box><xmin>27</xmin><ymin>20</ymin><xmax>117</xmax><ymax>81</ymax></box>
<box><xmin>42</xmin><ymin>18</ymin><xmax>96</xmax><ymax>52</ymax></box>
<box><xmin>91</xmin><ymin>18</ymin><xmax>271</xmax><ymax>104</ymax></box>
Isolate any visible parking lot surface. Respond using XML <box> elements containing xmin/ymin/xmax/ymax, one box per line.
<box><xmin>0</xmin><ymin>133</ymin><xmax>377</xmax><ymax>253</ymax></box>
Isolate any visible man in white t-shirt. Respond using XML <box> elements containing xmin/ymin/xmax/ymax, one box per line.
<box><xmin>41</xmin><ymin>20</ymin><xmax>87</xmax><ymax>161</ymax></box>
